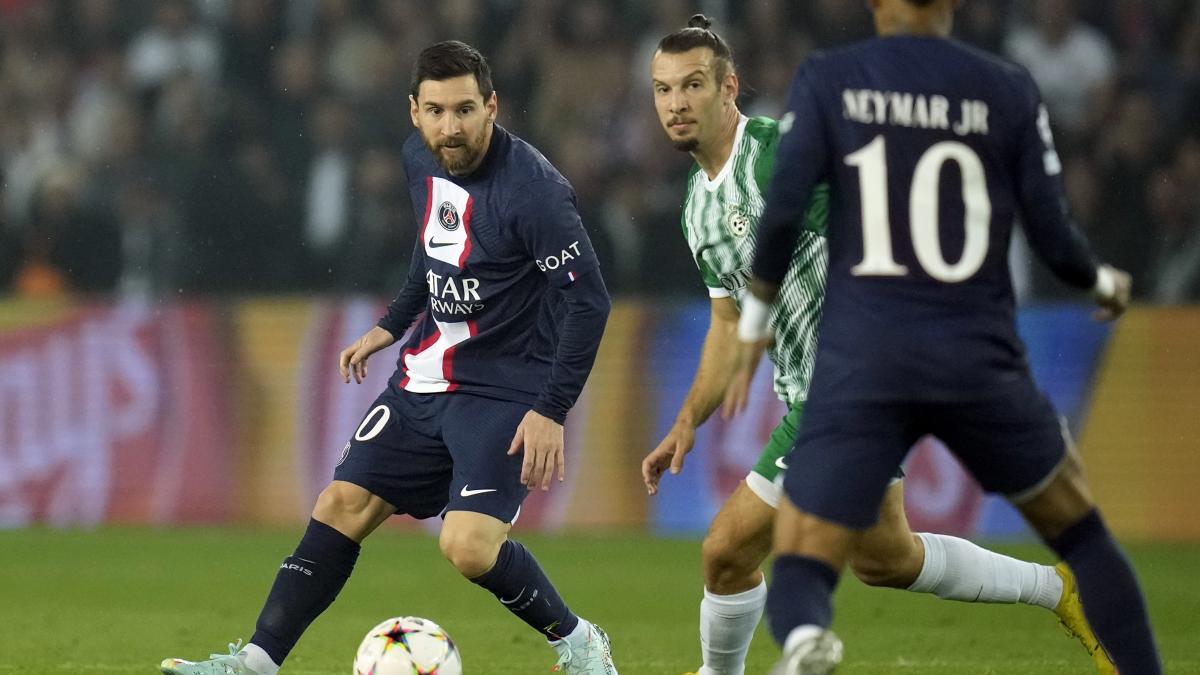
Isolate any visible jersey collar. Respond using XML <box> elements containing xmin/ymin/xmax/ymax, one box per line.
<box><xmin>700</xmin><ymin>114</ymin><xmax>749</xmax><ymax>193</ymax></box>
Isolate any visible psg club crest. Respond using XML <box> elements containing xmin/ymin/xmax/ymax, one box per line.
<box><xmin>726</xmin><ymin>206</ymin><xmax>751</xmax><ymax>238</ymax></box>
<box><xmin>439</xmin><ymin>201</ymin><xmax>461</xmax><ymax>231</ymax></box>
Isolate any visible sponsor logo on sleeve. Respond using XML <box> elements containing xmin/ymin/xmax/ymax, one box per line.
<box><xmin>536</xmin><ymin>241</ymin><xmax>583</xmax><ymax>272</ymax></box>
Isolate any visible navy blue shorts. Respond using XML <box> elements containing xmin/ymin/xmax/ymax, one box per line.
<box><xmin>784</xmin><ymin>379</ymin><xmax>1068</xmax><ymax>529</ymax></box>
<box><xmin>333</xmin><ymin>387</ymin><xmax>530</xmax><ymax>522</ymax></box>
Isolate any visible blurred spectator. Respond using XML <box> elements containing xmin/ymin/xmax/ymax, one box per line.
<box><xmin>126</xmin><ymin>0</ymin><xmax>220</xmax><ymax>97</ymax></box>
<box><xmin>0</xmin><ymin>0</ymin><xmax>1193</xmax><ymax>304</ymax></box>
<box><xmin>113</xmin><ymin>176</ymin><xmax>184</xmax><ymax>297</ymax></box>
<box><xmin>341</xmin><ymin>147</ymin><xmax>412</xmax><ymax>293</ymax></box>
<box><xmin>18</xmin><ymin>164</ymin><xmax>120</xmax><ymax>294</ymax></box>
<box><xmin>221</xmin><ymin>0</ymin><xmax>283</xmax><ymax>94</ymax></box>
<box><xmin>531</xmin><ymin>1</ymin><xmax>629</xmax><ymax>156</ymax></box>
<box><xmin>1149</xmin><ymin>139</ymin><xmax>1200</xmax><ymax>303</ymax></box>
<box><xmin>955</xmin><ymin>1</ymin><xmax>1009</xmax><ymax>53</ymax></box>
<box><xmin>300</xmin><ymin>96</ymin><xmax>356</xmax><ymax>289</ymax></box>
<box><xmin>269</xmin><ymin>39</ymin><xmax>320</xmax><ymax>179</ymax></box>
<box><xmin>1006</xmin><ymin>0</ymin><xmax>1115</xmax><ymax>138</ymax></box>
<box><xmin>1093</xmin><ymin>91</ymin><xmax>1164</xmax><ymax>294</ymax></box>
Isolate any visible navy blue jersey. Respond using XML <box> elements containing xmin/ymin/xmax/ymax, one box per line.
<box><xmin>753</xmin><ymin>36</ymin><xmax>1101</xmax><ymax>402</ymax></box>
<box><xmin>377</xmin><ymin>125</ymin><xmax>610</xmax><ymax>422</ymax></box>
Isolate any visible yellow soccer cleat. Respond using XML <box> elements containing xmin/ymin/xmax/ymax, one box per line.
<box><xmin>1054</xmin><ymin>563</ymin><xmax>1116</xmax><ymax>674</ymax></box>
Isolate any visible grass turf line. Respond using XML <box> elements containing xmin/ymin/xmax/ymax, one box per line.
<box><xmin>2</xmin><ymin>528</ymin><xmax>1197</xmax><ymax>674</ymax></box>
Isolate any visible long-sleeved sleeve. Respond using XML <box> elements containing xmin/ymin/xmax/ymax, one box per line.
<box><xmin>510</xmin><ymin>180</ymin><xmax>612</xmax><ymax>423</ymax></box>
<box><xmin>1013</xmin><ymin>78</ymin><xmax>1099</xmax><ymax>290</ymax></box>
<box><xmin>533</xmin><ymin>270</ymin><xmax>611</xmax><ymax>423</ymax></box>
<box><xmin>753</xmin><ymin>60</ymin><xmax>832</xmax><ymax>286</ymax></box>
<box><xmin>377</xmin><ymin>241</ymin><xmax>429</xmax><ymax>339</ymax></box>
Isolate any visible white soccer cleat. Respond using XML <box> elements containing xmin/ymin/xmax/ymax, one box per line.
<box><xmin>551</xmin><ymin>621</ymin><xmax>617</xmax><ymax>674</ymax></box>
<box><xmin>768</xmin><ymin>625</ymin><xmax>843</xmax><ymax>675</ymax></box>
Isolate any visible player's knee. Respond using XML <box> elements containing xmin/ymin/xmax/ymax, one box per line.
<box><xmin>439</xmin><ymin>528</ymin><xmax>502</xmax><ymax>578</ymax></box>
<box><xmin>702</xmin><ymin>526</ymin><xmax>761</xmax><ymax>592</ymax></box>
<box><xmin>312</xmin><ymin>482</ymin><xmax>379</xmax><ymax>539</ymax></box>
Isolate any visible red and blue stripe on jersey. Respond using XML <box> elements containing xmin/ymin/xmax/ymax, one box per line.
<box><xmin>378</xmin><ymin>125</ymin><xmax>610</xmax><ymax>422</ymax></box>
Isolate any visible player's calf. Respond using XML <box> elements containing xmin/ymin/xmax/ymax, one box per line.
<box><xmin>847</xmin><ymin>538</ymin><xmax>923</xmax><ymax>589</ymax></box>
<box><xmin>702</xmin><ymin>482</ymin><xmax>775</xmax><ymax>594</ymax></box>
<box><xmin>695</xmin><ymin>483</ymin><xmax>775</xmax><ymax>675</ymax></box>
<box><xmin>1019</xmin><ymin>459</ymin><xmax>1162</xmax><ymax>673</ymax></box>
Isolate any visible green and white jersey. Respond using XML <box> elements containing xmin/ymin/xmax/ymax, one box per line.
<box><xmin>681</xmin><ymin>115</ymin><xmax>829</xmax><ymax>405</ymax></box>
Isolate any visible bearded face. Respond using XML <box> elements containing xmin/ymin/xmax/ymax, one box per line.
<box><xmin>410</xmin><ymin>75</ymin><xmax>497</xmax><ymax>176</ymax></box>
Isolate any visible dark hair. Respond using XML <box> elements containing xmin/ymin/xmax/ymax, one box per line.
<box><xmin>657</xmin><ymin>14</ymin><xmax>735</xmax><ymax>79</ymax></box>
<box><xmin>410</xmin><ymin>40</ymin><xmax>494</xmax><ymax>100</ymax></box>
<box><xmin>905</xmin><ymin>0</ymin><xmax>938</xmax><ymax>5</ymax></box>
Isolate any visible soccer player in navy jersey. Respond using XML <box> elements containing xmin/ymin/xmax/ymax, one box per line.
<box><xmin>159</xmin><ymin>41</ymin><xmax>616</xmax><ymax>675</ymax></box>
<box><xmin>734</xmin><ymin>1</ymin><xmax>1162</xmax><ymax>673</ymax></box>
<box><xmin>644</xmin><ymin>16</ymin><xmax>1109</xmax><ymax>675</ymax></box>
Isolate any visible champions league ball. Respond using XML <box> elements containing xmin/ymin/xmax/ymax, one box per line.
<box><xmin>353</xmin><ymin>616</ymin><xmax>462</xmax><ymax>675</ymax></box>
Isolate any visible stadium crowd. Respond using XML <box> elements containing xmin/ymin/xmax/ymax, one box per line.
<box><xmin>0</xmin><ymin>0</ymin><xmax>1196</xmax><ymax>301</ymax></box>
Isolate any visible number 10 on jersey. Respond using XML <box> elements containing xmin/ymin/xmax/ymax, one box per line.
<box><xmin>846</xmin><ymin>135</ymin><xmax>992</xmax><ymax>283</ymax></box>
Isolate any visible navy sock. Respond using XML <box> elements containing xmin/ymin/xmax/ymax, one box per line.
<box><xmin>767</xmin><ymin>555</ymin><xmax>839</xmax><ymax>645</ymax></box>
<box><xmin>250</xmin><ymin>519</ymin><xmax>361</xmax><ymax>666</ymax></box>
<box><xmin>471</xmin><ymin>540</ymin><xmax>579</xmax><ymax>641</ymax></box>
<box><xmin>1046</xmin><ymin>510</ymin><xmax>1161</xmax><ymax>675</ymax></box>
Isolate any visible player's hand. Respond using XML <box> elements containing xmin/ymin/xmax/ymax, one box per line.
<box><xmin>642</xmin><ymin>422</ymin><xmax>696</xmax><ymax>495</ymax></box>
<box><xmin>507</xmin><ymin>411</ymin><xmax>565</xmax><ymax>491</ymax></box>
<box><xmin>338</xmin><ymin>326</ymin><xmax>396</xmax><ymax>384</ymax></box>
<box><xmin>1092</xmin><ymin>265</ymin><xmax>1132</xmax><ymax>321</ymax></box>
<box><xmin>722</xmin><ymin>338</ymin><xmax>768</xmax><ymax>419</ymax></box>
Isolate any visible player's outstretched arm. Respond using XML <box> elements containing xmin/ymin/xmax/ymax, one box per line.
<box><xmin>338</xmin><ymin>326</ymin><xmax>397</xmax><ymax>384</ymax></box>
<box><xmin>1013</xmin><ymin>83</ymin><xmax>1130</xmax><ymax>320</ymax></box>
<box><xmin>727</xmin><ymin>278</ymin><xmax>777</xmax><ymax>420</ymax></box>
<box><xmin>643</xmin><ymin>296</ymin><xmax>739</xmax><ymax>495</ymax></box>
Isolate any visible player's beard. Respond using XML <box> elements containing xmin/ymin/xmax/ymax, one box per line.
<box><xmin>672</xmin><ymin>137</ymin><xmax>700</xmax><ymax>152</ymax></box>
<box><xmin>427</xmin><ymin>127</ymin><xmax>487</xmax><ymax>175</ymax></box>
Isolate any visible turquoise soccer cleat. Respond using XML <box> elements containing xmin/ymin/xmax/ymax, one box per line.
<box><xmin>160</xmin><ymin>640</ymin><xmax>253</xmax><ymax>675</ymax></box>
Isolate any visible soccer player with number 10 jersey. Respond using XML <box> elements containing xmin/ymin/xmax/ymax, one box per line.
<box><xmin>645</xmin><ymin>13</ymin><xmax>1112</xmax><ymax>675</ymax></box>
<box><xmin>735</xmin><ymin>1</ymin><xmax>1162</xmax><ymax>673</ymax></box>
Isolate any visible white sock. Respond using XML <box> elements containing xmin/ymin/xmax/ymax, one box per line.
<box><xmin>698</xmin><ymin>579</ymin><xmax>767</xmax><ymax>675</ymax></box>
<box><xmin>908</xmin><ymin>532</ymin><xmax>1063</xmax><ymax>609</ymax></box>
<box><xmin>240</xmin><ymin>643</ymin><xmax>280</xmax><ymax>675</ymax></box>
<box><xmin>550</xmin><ymin>617</ymin><xmax>593</xmax><ymax>657</ymax></box>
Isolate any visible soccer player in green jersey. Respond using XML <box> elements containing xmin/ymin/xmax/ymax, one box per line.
<box><xmin>642</xmin><ymin>15</ymin><xmax>1113</xmax><ymax>675</ymax></box>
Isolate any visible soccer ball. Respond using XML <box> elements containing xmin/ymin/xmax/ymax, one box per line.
<box><xmin>353</xmin><ymin>616</ymin><xmax>462</xmax><ymax>675</ymax></box>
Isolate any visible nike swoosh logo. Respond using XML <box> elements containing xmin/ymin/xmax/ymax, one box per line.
<box><xmin>429</xmin><ymin>240</ymin><xmax>456</xmax><ymax>248</ymax></box>
<box><xmin>775</xmin><ymin>457</ymin><xmax>789</xmax><ymax>470</ymax></box>
<box><xmin>500</xmin><ymin>586</ymin><xmax>526</xmax><ymax>604</ymax></box>
<box><xmin>460</xmin><ymin>486</ymin><xmax>498</xmax><ymax>497</ymax></box>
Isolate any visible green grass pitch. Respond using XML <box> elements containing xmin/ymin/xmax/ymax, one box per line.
<box><xmin>3</xmin><ymin>528</ymin><xmax>1197</xmax><ymax>674</ymax></box>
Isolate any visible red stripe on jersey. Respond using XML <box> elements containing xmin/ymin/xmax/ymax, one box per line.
<box><xmin>456</xmin><ymin>196</ymin><xmax>474</xmax><ymax>268</ymax></box>
<box><xmin>419</xmin><ymin>176</ymin><xmax>434</xmax><ymax>241</ymax></box>
<box><xmin>443</xmin><ymin>320</ymin><xmax>477</xmax><ymax>392</ymax></box>
<box><xmin>398</xmin><ymin>326</ymin><xmax>442</xmax><ymax>389</ymax></box>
